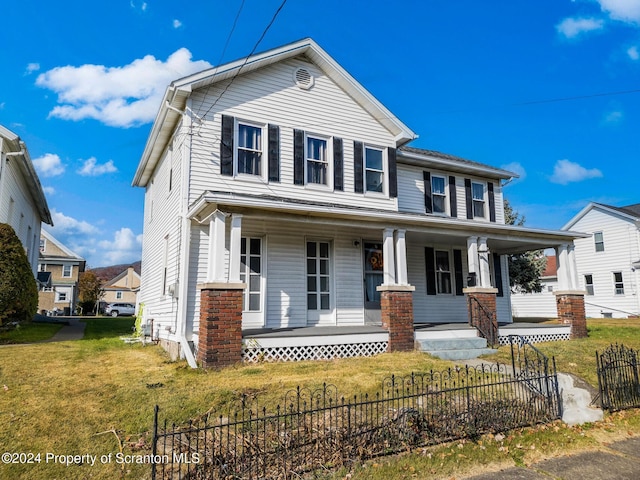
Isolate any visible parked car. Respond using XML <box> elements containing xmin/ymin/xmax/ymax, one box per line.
<box><xmin>104</xmin><ymin>303</ymin><xmax>136</xmax><ymax>317</ymax></box>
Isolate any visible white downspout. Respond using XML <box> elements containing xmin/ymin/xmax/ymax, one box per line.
<box><xmin>176</xmin><ymin>101</ymin><xmax>197</xmax><ymax>368</ymax></box>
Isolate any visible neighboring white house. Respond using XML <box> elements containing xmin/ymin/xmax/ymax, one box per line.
<box><xmin>0</xmin><ymin>125</ymin><xmax>53</xmax><ymax>274</ymax></box>
<box><xmin>132</xmin><ymin>38</ymin><xmax>585</xmax><ymax>367</ymax></box>
<box><xmin>511</xmin><ymin>202</ymin><xmax>640</xmax><ymax>319</ymax></box>
<box><xmin>510</xmin><ymin>255</ymin><xmax>559</xmax><ymax>319</ymax></box>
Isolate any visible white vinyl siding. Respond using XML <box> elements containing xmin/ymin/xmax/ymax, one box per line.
<box><xmin>188</xmin><ymin>59</ymin><xmax>397</xmax><ymax>211</ymax></box>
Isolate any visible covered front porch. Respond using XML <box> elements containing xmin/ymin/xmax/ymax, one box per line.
<box><xmin>241</xmin><ymin>322</ymin><xmax>571</xmax><ymax>363</ymax></box>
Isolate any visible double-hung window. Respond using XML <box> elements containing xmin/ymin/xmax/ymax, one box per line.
<box><xmin>584</xmin><ymin>274</ymin><xmax>594</xmax><ymax>295</ymax></box>
<box><xmin>472</xmin><ymin>182</ymin><xmax>485</xmax><ymax>218</ymax></box>
<box><xmin>432</xmin><ymin>175</ymin><xmax>446</xmax><ymax>214</ymax></box>
<box><xmin>365</xmin><ymin>146</ymin><xmax>385</xmax><ymax>193</ymax></box>
<box><xmin>306</xmin><ymin>136</ymin><xmax>328</xmax><ymax>185</ymax></box>
<box><xmin>594</xmin><ymin>232</ymin><xmax>604</xmax><ymax>252</ymax></box>
<box><xmin>237</xmin><ymin>122</ymin><xmax>263</xmax><ymax>176</ymax></box>
<box><xmin>62</xmin><ymin>265</ymin><xmax>72</xmax><ymax>278</ymax></box>
<box><xmin>613</xmin><ymin>272</ymin><xmax>624</xmax><ymax>295</ymax></box>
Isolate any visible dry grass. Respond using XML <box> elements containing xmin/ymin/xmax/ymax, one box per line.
<box><xmin>0</xmin><ymin>317</ymin><xmax>639</xmax><ymax>479</ymax></box>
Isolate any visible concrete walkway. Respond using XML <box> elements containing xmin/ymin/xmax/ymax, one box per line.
<box><xmin>42</xmin><ymin>318</ymin><xmax>86</xmax><ymax>342</ymax></box>
<box><xmin>461</xmin><ymin>436</ymin><xmax>640</xmax><ymax>479</ymax></box>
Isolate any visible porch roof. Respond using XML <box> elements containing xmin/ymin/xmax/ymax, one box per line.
<box><xmin>188</xmin><ymin>191</ymin><xmax>588</xmax><ymax>254</ymax></box>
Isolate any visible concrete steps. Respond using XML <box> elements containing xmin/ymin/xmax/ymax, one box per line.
<box><xmin>417</xmin><ymin>336</ymin><xmax>498</xmax><ymax>360</ymax></box>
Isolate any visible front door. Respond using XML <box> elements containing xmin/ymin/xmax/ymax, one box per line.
<box><xmin>363</xmin><ymin>241</ymin><xmax>383</xmax><ymax>325</ymax></box>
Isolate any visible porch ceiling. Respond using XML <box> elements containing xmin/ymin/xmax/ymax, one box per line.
<box><xmin>189</xmin><ymin>191</ymin><xmax>587</xmax><ymax>254</ymax></box>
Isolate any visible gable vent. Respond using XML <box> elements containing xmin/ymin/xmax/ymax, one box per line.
<box><xmin>293</xmin><ymin>67</ymin><xmax>314</xmax><ymax>90</ymax></box>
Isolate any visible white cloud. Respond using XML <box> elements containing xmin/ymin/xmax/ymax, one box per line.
<box><xmin>32</xmin><ymin>153</ymin><xmax>65</xmax><ymax>177</ymax></box>
<box><xmin>550</xmin><ymin>159</ymin><xmax>603</xmax><ymax>184</ymax></box>
<box><xmin>603</xmin><ymin>109</ymin><xmax>624</xmax><ymax>123</ymax></box>
<box><xmin>50</xmin><ymin>209</ymin><xmax>100</xmax><ymax>236</ymax></box>
<box><xmin>77</xmin><ymin>157</ymin><xmax>118</xmax><ymax>176</ymax></box>
<box><xmin>628</xmin><ymin>45</ymin><xmax>640</xmax><ymax>59</ymax></box>
<box><xmin>173</xmin><ymin>19</ymin><xmax>182</xmax><ymax>29</ymax></box>
<box><xmin>97</xmin><ymin>228</ymin><xmax>143</xmax><ymax>265</ymax></box>
<box><xmin>25</xmin><ymin>63</ymin><xmax>40</xmax><ymax>75</ymax></box>
<box><xmin>35</xmin><ymin>49</ymin><xmax>212</xmax><ymax>128</ymax></box>
<box><xmin>43</xmin><ymin>186</ymin><xmax>56</xmax><ymax>196</ymax></box>
<box><xmin>597</xmin><ymin>0</ymin><xmax>640</xmax><ymax>24</ymax></box>
<box><xmin>556</xmin><ymin>17</ymin><xmax>605</xmax><ymax>38</ymax></box>
<box><xmin>500</xmin><ymin>162</ymin><xmax>527</xmax><ymax>181</ymax></box>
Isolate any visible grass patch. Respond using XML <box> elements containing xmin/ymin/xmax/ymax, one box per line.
<box><xmin>0</xmin><ymin>318</ymin><xmax>639</xmax><ymax>479</ymax></box>
<box><xmin>0</xmin><ymin>322</ymin><xmax>64</xmax><ymax>344</ymax></box>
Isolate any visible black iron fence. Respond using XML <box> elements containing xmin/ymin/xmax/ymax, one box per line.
<box><xmin>597</xmin><ymin>344</ymin><xmax>640</xmax><ymax>412</ymax></box>
<box><xmin>151</xmin><ymin>336</ymin><xmax>560</xmax><ymax>479</ymax></box>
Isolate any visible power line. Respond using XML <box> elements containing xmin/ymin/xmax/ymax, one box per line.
<box><xmin>198</xmin><ymin>0</ymin><xmax>289</xmax><ymax>125</ymax></box>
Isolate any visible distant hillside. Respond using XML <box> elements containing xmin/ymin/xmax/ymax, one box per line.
<box><xmin>90</xmin><ymin>261</ymin><xmax>141</xmax><ymax>282</ymax></box>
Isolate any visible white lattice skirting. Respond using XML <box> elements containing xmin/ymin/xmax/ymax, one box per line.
<box><xmin>497</xmin><ymin>332</ymin><xmax>570</xmax><ymax>345</ymax></box>
<box><xmin>243</xmin><ymin>341</ymin><xmax>388</xmax><ymax>363</ymax></box>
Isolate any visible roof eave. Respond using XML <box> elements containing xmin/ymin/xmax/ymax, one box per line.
<box><xmin>398</xmin><ymin>149</ymin><xmax>518</xmax><ymax>180</ymax></box>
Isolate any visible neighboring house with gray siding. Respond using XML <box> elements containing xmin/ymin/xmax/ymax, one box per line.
<box><xmin>0</xmin><ymin>125</ymin><xmax>53</xmax><ymax>274</ymax></box>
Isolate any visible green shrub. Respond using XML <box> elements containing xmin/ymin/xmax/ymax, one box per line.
<box><xmin>0</xmin><ymin>223</ymin><xmax>38</xmax><ymax>324</ymax></box>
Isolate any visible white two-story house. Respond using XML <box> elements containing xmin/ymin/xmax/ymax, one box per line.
<box><xmin>133</xmin><ymin>39</ymin><xmax>585</xmax><ymax>368</ymax></box>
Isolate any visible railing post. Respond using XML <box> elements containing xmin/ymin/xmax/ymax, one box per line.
<box><xmin>151</xmin><ymin>405</ymin><xmax>159</xmax><ymax>480</ymax></box>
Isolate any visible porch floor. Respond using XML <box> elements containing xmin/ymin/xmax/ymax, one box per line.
<box><xmin>243</xmin><ymin>325</ymin><xmax>386</xmax><ymax>338</ymax></box>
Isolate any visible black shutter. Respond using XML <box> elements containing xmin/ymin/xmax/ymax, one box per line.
<box><xmin>493</xmin><ymin>253</ymin><xmax>504</xmax><ymax>297</ymax></box>
<box><xmin>425</xmin><ymin>247</ymin><xmax>437</xmax><ymax>295</ymax></box>
<box><xmin>453</xmin><ymin>249</ymin><xmax>464</xmax><ymax>296</ymax></box>
<box><xmin>268</xmin><ymin>124</ymin><xmax>280</xmax><ymax>182</ymax></box>
<box><xmin>449</xmin><ymin>175</ymin><xmax>457</xmax><ymax>217</ymax></box>
<box><xmin>220</xmin><ymin>115</ymin><xmax>234</xmax><ymax>176</ymax></box>
<box><xmin>464</xmin><ymin>178</ymin><xmax>473</xmax><ymax>219</ymax></box>
<box><xmin>488</xmin><ymin>181</ymin><xmax>496</xmax><ymax>222</ymax></box>
<box><xmin>293</xmin><ymin>129</ymin><xmax>305</xmax><ymax>185</ymax></box>
<box><xmin>353</xmin><ymin>141</ymin><xmax>364</xmax><ymax>193</ymax></box>
<box><xmin>423</xmin><ymin>171</ymin><xmax>432</xmax><ymax>214</ymax></box>
<box><xmin>333</xmin><ymin>137</ymin><xmax>343</xmax><ymax>191</ymax></box>
<box><xmin>388</xmin><ymin>147</ymin><xmax>397</xmax><ymax>198</ymax></box>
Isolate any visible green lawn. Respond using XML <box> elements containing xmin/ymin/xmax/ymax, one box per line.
<box><xmin>0</xmin><ymin>322</ymin><xmax>64</xmax><ymax>344</ymax></box>
<box><xmin>0</xmin><ymin>318</ymin><xmax>639</xmax><ymax>479</ymax></box>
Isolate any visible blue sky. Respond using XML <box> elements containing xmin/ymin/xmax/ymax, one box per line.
<box><xmin>1</xmin><ymin>0</ymin><xmax>639</xmax><ymax>267</ymax></box>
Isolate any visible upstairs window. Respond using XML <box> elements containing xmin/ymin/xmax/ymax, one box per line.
<box><xmin>62</xmin><ymin>265</ymin><xmax>72</xmax><ymax>278</ymax></box>
<box><xmin>431</xmin><ymin>175</ymin><xmax>446</xmax><ymax>214</ymax></box>
<box><xmin>472</xmin><ymin>182</ymin><xmax>485</xmax><ymax>218</ymax></box>
<box><xmin>613</xmin><ymin>272</ymin><xmax>624</xmax><ymax>295</ymax></box>
<box><xmin>584</xmin><ymin>274</ymin><xmax>594</xmax><ymax>295</ymax></box>
<box><xmin>237</xmin><ymin>122</ymin><xmax>263</xmax><ymax>176</ymax></box>
<box><xmin>594</xmin><ymin>232</ymin><xmax>605</xmax><ymax>252</ymax></box>
<box><xmin>365</xmin><ymin>146</ymin><xmax>384</xmax><ymax>193</ymax></box>
<box><xmin>306</xmin><ymin>135</ymin><xmax>328</xmax><ymax>185</ymax></box>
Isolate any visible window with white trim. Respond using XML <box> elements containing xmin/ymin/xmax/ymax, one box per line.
<box><xmin>435</xmin><ymin>250</ymin><xmax>452</xmax><ymax>294</ymax></box>
<box><xmin>472</xmin><ymin>182</ymin><xmax>485</xmax><ymax>218</ymax></box>
<box><xmin>584</xmin><ymin>274</ymin><xmax>594</xmax><ymax>295</ymax></box>
<box><xmin>116</xmin><ymin>291</ymin><xmax>123</xmax><ymax>300</ymax></box>
<box><xmin>307</xmin><ymin>241</ymin><xmax>331</xmax><ymax>310</ymax></box>
<box><xmin>62</xmin><ymin>265</ymin><xmax>72</xmax><ymax>278</ymax></box>
<box><xmin>236</xmin><ymin>121</ymin><xmax>263</xmax><ymax>176</ymax></box>
<box><xmin>594</xmin><ymin>232</ymin><xmax>604</xmax><ymax>252</ymax></box>
<box><xmin>306</xmin><ymin>135</ymin><xmax>329</xmax><ymax>185</ymax></box>
<box><xmin>613</xmin><ymin>272</ymin><xmax>624</xmax><ymax>295</ymax></box>
<box><xmin>365</xmin><ymin>146</ymin><xmax>385</xmax><ymax>193</ymax></box>
<box><xmin>240</xmin><ymin>237</ymin><xmax>262</xmax><ymax>312</ymax></box>
<box><xmin>432</xmin><ymin>175</ymin><xmax>447</xmax><ymax>214</ymax></box>
<box><xmin>56</xmin><ymin>291</ymin><xmax>67</xmax><ymax>302</ymax></box>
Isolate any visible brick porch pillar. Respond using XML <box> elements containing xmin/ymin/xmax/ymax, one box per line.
<box><xmin>464</xmin><ymin>287</ymin><xmax>499</xmax><ymax>345</ymax></box>
<box><xmin>197</xmin><ymin>283</ymin><xmax>245</xmax><ymax>368</ymax></box>
<box><xmin>555</xmin><ymin>291</ymin><xmax>587</xmax><ymax>338</ymax></box>
<box><xmin>378</xmin><ymin>286</ymin><xmax>415</xmax><ymax>352</ymax></box>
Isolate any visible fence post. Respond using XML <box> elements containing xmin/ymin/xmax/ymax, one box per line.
<box><xmin>151</xmin><ymin>405</ymin><xmax>159</xmax><ymax>480</ymax></box>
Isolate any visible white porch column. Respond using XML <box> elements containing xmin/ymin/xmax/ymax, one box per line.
<box><xmin>395</xmin><ymin>229</ymin><xmax>408</xmax><ymax>285</ymax></box>
<box><xmin>478</xmin><ymin>237</ymin><xmax>492</xmax><ymax>288</ymax></box>
<box><xmin>228</xmin><ymin>214</ymin><xmax>243</xmax><ymax>283</ymax></box>
<box><xmin>567</xmin><ymin>243</ymin><xmax>578</xmax><ymax>290</ymax></box>
<box><xmin>467</xmin><ymin>236</ymin><xmax>479</xmax><ymax>285</ymax></box>
<box><xmin>382</xmin><ymin>228</ymin><xmax>396</xmax><ymax>286</ymax></box>
<box><xmin>207</xmin><ymin>210</ymin><xmax>227</xmax><ymax>283</ymax></box>
<box><xmin>556</xmin><ymin>243</ymin><xmax>570</xmax><ymax>290</ymax></box>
